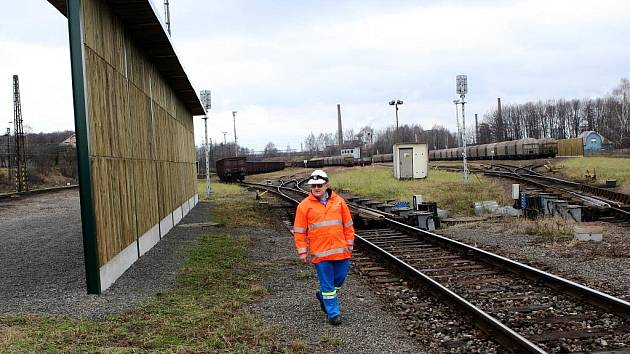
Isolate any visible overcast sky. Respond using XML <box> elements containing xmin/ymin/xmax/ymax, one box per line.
<box><xmin>1</xmin><ymin>1</ymin><xmax>629</xmax><ymax>151</ymax></box>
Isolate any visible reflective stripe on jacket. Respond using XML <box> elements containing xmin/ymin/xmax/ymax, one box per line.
<box><xmin>293</xmin><ymin>189</ymin><xmax>355</xmax><ymax>263</ymax></box>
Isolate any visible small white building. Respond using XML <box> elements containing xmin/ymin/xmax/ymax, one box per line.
<box><xmin>341</xmin><ymin>147</ymin><xmax>361</xmax><ymax>159</ymax></box>
<box><xmin>393</xmin><ymin>143</ymin><xmax>428</xmax><ymax>179</ymax></box>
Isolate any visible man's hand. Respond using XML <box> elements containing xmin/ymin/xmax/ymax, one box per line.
<box><xmin>299</xmin><ymin>253</ymin><xmax>308</xmax><ymax>263</ymax></box>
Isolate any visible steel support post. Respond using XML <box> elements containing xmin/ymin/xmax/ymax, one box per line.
<box><xmin>203</xmin><ymin>116</ymin><xmax>211</xmax><ymax>199</ymax></box>
<box><xmin>461</xmin><ymin>95</ymin><xmax>469</xmax><ymax>184</ymax></box>
<box><xmin>67</xmin><ymin>0</ymin><xmax>101</xmax><ymax>294</ymax></box>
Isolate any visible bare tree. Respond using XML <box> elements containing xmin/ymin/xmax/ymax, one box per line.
<box><xmin>263</xmin><ymin>142</ymin><xmax>278</xmax><ymax>157</ymax></box>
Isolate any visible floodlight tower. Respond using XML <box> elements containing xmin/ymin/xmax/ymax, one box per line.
<box><xmin>388</xmin><ymin>99</ymin><xmax>403</xmax><ymax>144</ymax></box>
<box><xmin>200</xmin><ymin>90</ymin><xmax>212</xmax><ymax>199</ymax></box>
<box><xmin>232</xmin><ymin>111</ymin><xmax>238</xmax><ymax>156</ymax></box>
<box><xmin>456</xmin><ymin>74</ymin><xmax>469</xmax><ymax>184</ymax></box>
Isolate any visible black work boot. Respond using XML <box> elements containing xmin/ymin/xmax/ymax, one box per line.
<box><xmin>329</xmin><ymin>315</ymin><xmax>342</xmax><ymax>326</ymax></box>
<box><xmin>316</xmin><ymin>291</ymin><xmax>326</xmax><ymax>314</ymax></box>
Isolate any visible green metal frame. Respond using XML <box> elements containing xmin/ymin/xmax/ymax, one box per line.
<box><xmin>67</xmin><ymin>0</ymin><xmax>101</xmax><ymax>294</ymax></box>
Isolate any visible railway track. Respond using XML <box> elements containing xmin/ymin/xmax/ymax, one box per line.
<box><xmin>0</xmin><ymin>185</ymin><xmax>79</xmax><ymax>201</ymax></box>
<box><xmin>433</xmin><ymin>162</ymin><xmax>630</xmax><ymax>224</ymax></box>
<box><xmin>242</xmin><ymin>178</ymin><xmax>630</xmax><ymax>353</ymax></box>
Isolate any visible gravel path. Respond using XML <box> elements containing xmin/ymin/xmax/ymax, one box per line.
<box><xmin>438</xmin><ymin>219</ymin><xmax>630</xmax><ymax>301</ymax></box>
<box><xmin>0</xmin><ymin>190</ymin><xmax>208</xmax><ymax>318</ymax></box>
<box><xmin>1</xmin><ymin>189</ymin><xmax>433</xmax><ymax>353</ymax></box>
<box><xmin>246</xmin><ymin>210</ymin><xmax>426</xmax><ymax>353</ymax></box>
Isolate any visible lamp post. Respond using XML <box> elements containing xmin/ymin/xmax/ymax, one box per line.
<box><xmin>232</xmin><ymin>111</ymin><xmax>238</xmax><ymax>157</ymax></box>
<box><xmin>388</xmin><ymin>99</ymin><xmax>403</xmax><ymax>144</ymax></box>
<box><xmin>222</xmin><ymin>131</ymin><xmax>227</xmax><ymax>145</ymax></box>
<box><xmin>200</xmin><ymin>90</ymin><xmax>212</xmax><ymax>199</ymax></box>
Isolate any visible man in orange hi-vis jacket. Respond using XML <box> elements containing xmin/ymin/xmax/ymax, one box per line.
<box><xmin>293</xmin><ymin>169</ymin><xmax>354</xmax><ymax>325</ymax></box>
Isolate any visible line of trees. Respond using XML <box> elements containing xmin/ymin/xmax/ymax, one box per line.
<box><xmin>482</xmin><ymin>78</ymin><xmax>630</xmax><ymax>147</ymax></box>
<box><xmin>0</xmin><ymin>130</ymin><xmax>77</xmax><ymax>191</ymax></box>
<box><xmin>300</xmin><ymin>124</ymin><xmax>457</xmax><ymax>156</ymax></box>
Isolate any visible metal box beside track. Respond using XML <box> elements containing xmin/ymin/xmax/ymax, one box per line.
<box><xmin>393</xmin><ymin>143</ymin><xmax>428</xmax><ymax>179</ymax></box>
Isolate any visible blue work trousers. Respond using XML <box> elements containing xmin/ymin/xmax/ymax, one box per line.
<box><xmin>314</xmin><ymin>259</ymin><xmax>350</xmax><ymax>319</ymax></box>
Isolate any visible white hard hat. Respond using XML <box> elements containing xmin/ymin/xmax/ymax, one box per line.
<box><xmin>307</xmin><ymin>169</ymin><xmax>329</xmax><ymax>184</ymax></box>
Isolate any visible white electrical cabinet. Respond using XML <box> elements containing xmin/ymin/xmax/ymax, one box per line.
<box><xmin>393</xmin><ymin>143</ymin><xmax>428</xmax><ymax>179</ymax></box>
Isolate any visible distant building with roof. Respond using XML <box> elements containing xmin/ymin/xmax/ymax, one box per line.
<box><xmin>578</xmin><ymin>131</ymin><xmax>613</xmax><ymax>151</ymax></box>
<box><xmin>59</xmin><ymin>133</ymin><xmax>76</xmax><ymax>147</ymax></box>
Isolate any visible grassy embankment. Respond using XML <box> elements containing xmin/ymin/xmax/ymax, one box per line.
<box><xmin>0</xmin><ymin>180</ymin><xmax>301</xmax><ymax>353</ymax></box>
<box><xmin>328</xmin><ymin>165</ymin><xmax>509</xmax><ymax>216</ymax></box>
<box><xmin>558</xmin><ymin>157</ymin><xmax>630</xmax><ymax>192</ymax></box>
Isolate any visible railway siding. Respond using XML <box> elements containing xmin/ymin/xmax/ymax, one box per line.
<box><xmin>246</xmin><ymin>176</ymin><xmax>630</xmax><ymax>352</ymax></box>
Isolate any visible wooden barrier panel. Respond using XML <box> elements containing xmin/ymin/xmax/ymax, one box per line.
<box><xmin>79</xmin><ymin>0</ymin><xmax>197</xmax><ymax>291</ymax></box>
<box><xmin>557</xmin><ymin>138</ymin><xmax>584</xmax><ymax>157</ymax></box>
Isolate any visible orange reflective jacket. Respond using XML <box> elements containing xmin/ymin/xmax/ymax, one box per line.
<box><xmin>293</xmin><ymin>190</ymin><xmax>355</xmax><ymax>263</ymax></box>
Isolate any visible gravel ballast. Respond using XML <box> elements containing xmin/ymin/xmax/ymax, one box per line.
<box><xmin>0</xmin><ymin>190</ymin><xmax>208</xmax><ymax>318</ymax></box>
<box><xmin>247</xmin><ymin>211</ymin><xmax>427</xmax><ymax>353</ymax></box>
<box><xmin>1</xmin><ymin>189</ymin><xmax>431</xmax><ymax>353</ymax></box>
<box><xmin>438</xmin><ymin>219</ymin><xmax>630</xmax><ymax>301</ymax></box>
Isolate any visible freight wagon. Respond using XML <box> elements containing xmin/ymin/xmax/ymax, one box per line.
<box><xmin>427</xmin><ymin>138</ymin><xmax>558</xmax><ymax>161</ymax></box>
<box><xmin>216</xmin><ymin>157</ymin><xmax>286</xmax><ymax>182</ymax></box>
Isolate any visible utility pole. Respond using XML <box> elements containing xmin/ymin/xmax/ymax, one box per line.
<box><xmin>456</xmin><ymin>74</ymin><xmax>469</xmax><ymax>184</ymax></box>
<box><xmin>200</xmin><ymin>90</ymin><xmax>211</xmax><ymax>199</ymax></box>
<box><xmin>222</xmin><ymin>131</ymin><xmax>227</xmax><ymax>145</ymax></box>
<box><xmin>164</xmin><ymin>0</ymin><xmax>171</xmax><ymax>35</ymax></box>
<box><xmin>13</xmin><ymin>75</ymin><xmax>28</xmax><ymax>192</ymax></box>
<box><xmin>232</xmin><ymin>111</ymin><xmax>238</xmax><ymax>157</ymax></box>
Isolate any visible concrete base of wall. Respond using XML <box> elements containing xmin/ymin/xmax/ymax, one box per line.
<box><xmin>160</xmin><ymin>213</ymin><xmax>174</xmax><ymax>238</ymax></box>
<box><xmin>182</xmin><ymin>200</ymin><xmax>190</xmax><ymax>216</ymax></box>
<box><xmin>173</xmin><ymin>206</ymin><xmax>183</xmax><ymax>225</ymax></box>
<box><xmin>138</xmin><ymin>224</ymin><xmax>160</xmax><ymax>256</ymax></box>
<box><xmin>99</xmin><ymin>240</ymin><xmax>139</xmax><ymax>291</ymax></box>
<box><xmin>99</xmin><ymin>195</ymin><xmax>198</xmax><ymax>292</ymax></box>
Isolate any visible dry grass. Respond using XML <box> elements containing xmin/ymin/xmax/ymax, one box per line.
<box><xmin>328</xmin><ymin>165</ymin><xmax>509</xmax><ymax>216</ymax></box>
<box><xmin>197</xmin><ymin>179</ymin><xmax>265</xmax><ymax>228</ymax></box>
<box><xmin>559</xmin><ymin>157</ymin><xmax>630</xmax><ymax>192</ymax></box>
<box><xmin>0</xmin><ymin>180</ymin><xmax>303</xmax><ymax>353</ymax></box>
<box><xmin>506</xmin><ymin>216</ymin><xmax>574</xmax><ymax>242</ymax></box>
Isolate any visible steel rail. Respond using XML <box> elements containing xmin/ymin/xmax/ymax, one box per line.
<box><xmin>382</xmin><ymin>217</ymin><xmax>630</xmax><ymax>320</ymax></box>
<box><xmin>339</xmin><ymin>191</ymin><xmax>630</xmax><ymax>319</ymax></box>
<box><xmin>357</xmin><ymin>232</ymin><xmax>546</xmax><ymax>353</ymax></box>
<box><xmin>484</xmin><ymin>170</ymin><xmax>612</xmax><ymax>208</ymax></box>
<box><xmin>240</xmin><ymin>181</ymin><xmax>546</xmax><ymax>352</ymax></box>
<box><xmin>0</xmin><ymin>184</ymin><xmax>79</xmax><ymax>201</ymax></box>
<box><xmin>241</xmin><ymin>180</ymin><xmax>630</xmax><ymax>351</ymax></box>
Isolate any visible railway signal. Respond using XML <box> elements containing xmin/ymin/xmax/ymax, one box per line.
<box><xmin>200</xmin><ymin>90</ymin><xmax>212</xmax><ymax>199</ymax></box>
<box><xmin>456</xmin><ymin>75</ymin><xmax>469</xmax><ymax>184</ymax></box>
<box><xmin>232</xmin><ymin>111</ymin><xmax>238</xmax><ymax>157</ymax></box>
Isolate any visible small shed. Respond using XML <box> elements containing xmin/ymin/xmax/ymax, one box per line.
<box><xmin>579</xmin><ymin>131</ymin><xmax>603</xmax><ymax>151</ymax></box>
<box><xmin>341</xmin><ymin>147</ymin><xmax>361</xmax><ymax>159</ymax></box>
<box><xmin>392</xmin><ymin>143</ymin><xmax>428</xmax><ymax>179</ymax></box>
<box><xmin>578</xmin><ymin>131</ymin><xmax>614</xmax><ymax>151</ymax></box>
